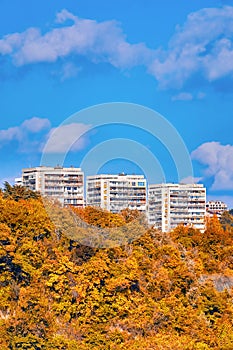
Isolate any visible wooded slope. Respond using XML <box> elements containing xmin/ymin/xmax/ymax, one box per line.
<box><xmin>1</xmin><ymin>186</ymin><xmax>233</xmax><ymax>349</ymax></box>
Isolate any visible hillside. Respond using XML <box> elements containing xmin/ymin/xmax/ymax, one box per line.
<box><xmin>1</xmin><ymin>187</ymin><xmax>233</xmax><ymax>349</ymax></box>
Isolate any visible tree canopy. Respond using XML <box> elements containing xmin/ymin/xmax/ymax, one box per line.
<box><xmin>2</xmin><ymin>182</ymin><xmax>41</xmax><ymax>201</ymax></box>
<box><xmin>1</xmin><ymin>193</ymin><xmax>233</xmax><ymax>349</ymax></box>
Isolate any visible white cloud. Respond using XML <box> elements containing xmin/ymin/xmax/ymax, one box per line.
<box><xmin>0</xmin><ymin>126</ymin><xmax>22</xmax><ymax>142</ymax></box>
<box><xmin>148</xmin><ymin>6</ymin><xmax>233</xmax><ymax>88</ymax></box>
<box><xmin>191</xmin><ymin>142</ymin><xmax>233</xmax><ymax>190</ymax></box>
<box><xmin>55</xmin><ymin>9</ymin><xmax>77</xmax><ymax>24</ymax></box>
<box><xmin>22</xmin><ymin>117</ymin><xmax>51</xmax><ymax>132</ymax></box>
<box><xmin>180</xmin><ymin>176</ymin><xmax>203</xmax><ymax>184</ymax></box>
<box><xmin>59</xmin><ymin>62</ymin><xmax>82</xmax><ymax>81</ymax></box>
<box><xmin>0</xmin><ymin>10</ymin><xmax>152</xmax><ymax>69</ymax></box>
<box><xmin>172</xmin><ymin>91</ymin><xmax>206</xmax><ymax>101</ymax></box>
<box><xmin>0</xmin><ymin>118</ymin><xmax>90</xmax><ymax>155</ymax></box>
<box><xmin>203</xmin><ymin>38</ymin><xmax>233</xmax><ymax>80</ymax></box>
<box><xmin>0</xmin><ymin>117</ymin><xmax>51</xmax><ymax>152</ymax></box>
<box><xmin>172</xmin><ymin>92</ymin><xmax>193</xmax><ymax>101</ymax></box>
<box><xmin>43</xmin><ymin>123</ymin><xmax>91</xmax><ymax>153</ymax></box>
<box><xmin>0</xmin><ymin>28</ymin><xmax>40</xmax><ymax>56</ymax></box>
<box><xmin>1</xmin><ymin>7</ymin><xmax>233</xmax><ymax>88</ymax></box>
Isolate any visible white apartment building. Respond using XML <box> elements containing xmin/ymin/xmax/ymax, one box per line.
<box><xmin>148</xmin><ymin>183</ymin><xmax>206</xmax><ymax>232</ymax></box>
<box><xmin>206</xmin><ymin>200</ymin><xmax>227</xmax><ymax>217</ymax></box>
<box><xmin>21</xmin><ymin>166</ymin><xmax>84</xmax><ymax>207</ymax></box>
<box><xmin>14</xmin><ymin>177</ymin><xmax>23</xmax><ymax>186</ymax></box>
<box><xmin>86</xmin><ymin>173</ymin><xmax>147</xmax><ymax>213</ymax></box>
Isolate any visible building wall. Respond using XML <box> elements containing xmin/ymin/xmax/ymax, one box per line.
<box><xmin>14</xmin><ymin>177</ymin><xmax>23</xmax><ymax>186</ymax></box>
<box><xmin>20</xmin><ymin>167</ymin><xmax>209</xmax><ymax>233</ymax></box>
<box><xmin>22</xmin><ymin>166</ymin><xmax>84</xmax><ymax>206</ymax></box>
<box><xmin>206</xmin><ymin>200</ymin><xmax>227</xmax><ymax>217</ymax></box>
<box><xmin>86</xmin><ymin>174</ymin><xmax>147</xmax><ymax>213</ymax></box>
<box><xmin>148</xmin><ymin>183</ymin><xmax>206</xmax><ymax>233</ymax></box>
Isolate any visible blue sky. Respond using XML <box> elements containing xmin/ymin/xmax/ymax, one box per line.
<box><xmin>0</xmin><ymin>0</ymin><xmax>233</xmax><ymax>207</ymax></box>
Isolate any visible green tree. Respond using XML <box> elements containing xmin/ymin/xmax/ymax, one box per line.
<box><xmin>2</xmin><ymin>181</ymin><xmax>41</xmax><ymax>201</ymax></box>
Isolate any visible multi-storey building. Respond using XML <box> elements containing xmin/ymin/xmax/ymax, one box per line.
<box><xmin>206</xmin><ymin>200</ymin><xmax>227</xmax><ymax>217</ymax></box>
<box><xmin>14</xmin><ymin>177</ymin><xmax>23</xmax><ymax>186</ymax></box>
<box><xmin>21</xmin><ymin>166</ymin><xmax>84</xmax><ymax>206</ymax></box>
<box><xmin>148</xmin><ymin>183</ymin><xmax>206</xmax><ymax>232</ymax></box>
<box><xmin>86</xmin><ymin>173</ymin><xmax>147</xmax><ymax>213</ymax></box>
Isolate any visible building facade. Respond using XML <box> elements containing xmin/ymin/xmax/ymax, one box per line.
<box><xmin>14</xmin><ymin>177</ymin><xmax>23</xmax><ymax>186</ymax></box>
<box><xmin>148</xmin><ymin>183</ymin><xmax>206</xmax><ymax>232</ymax></box>
<box><xmin>206</xmin><ymin>200</ymin><xmax>227</xmax><ymax>217</ymax></box>
<box><xmin>86</xmin><ymin>174</ymin><xmax>147</xmax><ymax>213</ymax></box>
<box><xmin>21</xmin><ymin>166</ymin><xmax>84</xmax><ymax>206</ymax></box>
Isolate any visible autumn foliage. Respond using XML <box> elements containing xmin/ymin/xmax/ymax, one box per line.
<box><xmin>1</xmin><ymin>188</ymin><xmax>233</xmax><ymax>349</ymax></box>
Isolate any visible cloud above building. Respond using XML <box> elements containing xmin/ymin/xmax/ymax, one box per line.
<box><xmin>22</xmin><ymin>117</ymin><xmax>51</xmax><ymax>133</ymax></box>
<box><xmin>0</xmin><ymin>7</ymin><xmax>233</xmax><ymax>89</ymax></box>
<box><xmin>191</xmin><ymin>141</ymin><xmax>233</xmax><ymax>190</ymax></box>
<box><xmin>172</xmin><ymin>92</ymin><xmax>193</xmax><ymax>101</ymax></box>
<box><xmin>0</xmin><ymin>117</ymin><xmax>91</xmax><ymax>155</ymax></box>
<box><xmin>0</xmin><ymin>117</ymin><xmax>51</xmax><ymax>153</ymax></box>
<box><xmin>0</xmin><ymin>117</ymin><xmax>50</xmax><ymax>142</ymax></box>
<box><xmin>0</xmin><ymin>9</ymin><xmax>152</xmax><ymax>69</ymax></box>
<box><xmin>43</xmin><ymin>123</ymin><xmax>91</xmax><ymax>153</ymax></box>
<box><xmin>149</xmin><ymin>6</ymin><xmax>233</xmax><ymax>88</ymax></box>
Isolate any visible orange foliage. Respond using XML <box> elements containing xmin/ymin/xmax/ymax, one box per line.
<box><xmin>1</xmin><ymin>195</ymin><xmax>233</xmax><ymax>349</ymax></box>
<box><xmin>71</xmin><ymin>206</ymin><xmax>126</xmax><ymax>228</ymax></box>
